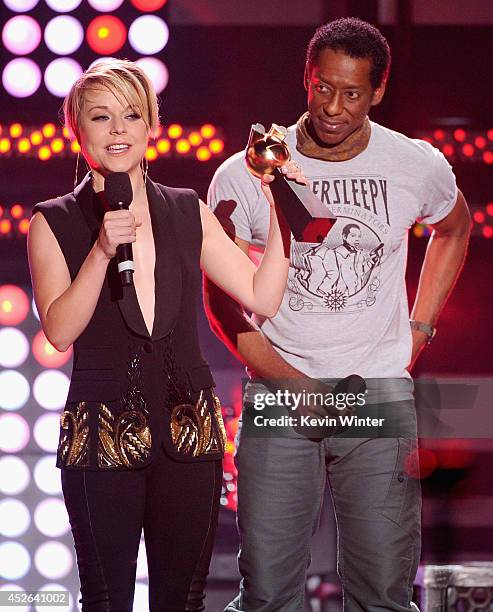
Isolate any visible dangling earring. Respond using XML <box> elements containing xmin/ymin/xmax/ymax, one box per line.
<box><xmin>141</xmin><ymin>156</ymin><xmax>149</xmax><ymax>185</ymax></box>
<box><xmin>73</xmin><ymin>150</ymin><xmax>80</xmax><ymax>191</ymax></box>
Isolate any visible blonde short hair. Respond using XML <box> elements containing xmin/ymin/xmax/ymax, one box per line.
<box><xmin>63</xmin><ymin>58</ymin><xmax>160</xmax><ymax>141</ymax></box>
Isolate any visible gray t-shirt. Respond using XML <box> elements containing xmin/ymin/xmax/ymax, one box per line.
<box><xmin>207</xmin><ymin>121</ymin><xmax>457</xmax><ymax>384</ymax></box>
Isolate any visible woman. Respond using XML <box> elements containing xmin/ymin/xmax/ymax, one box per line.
<box><xmin>28</xmin><ymin>59</ymin><xmax>303</xmax><ymax>611</ymax></box>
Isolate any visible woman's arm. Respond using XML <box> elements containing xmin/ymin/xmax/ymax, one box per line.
<box><xmin>200</xmin><ymin>166</ymin><xmax>302</xmax><ymax>317</ymax></box>
<box><xmin>28</xmin><ymin>208</ymin><xmax>139</xmax><ymax>351</ymax></box>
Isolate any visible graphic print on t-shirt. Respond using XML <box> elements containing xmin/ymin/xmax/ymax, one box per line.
<box><xmin>288</xmin><ymin>174</ymin><xmax>390</xmax><ymax>315</ymax></box>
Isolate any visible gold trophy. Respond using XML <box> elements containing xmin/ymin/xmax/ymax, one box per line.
<box><xmin>246</xmin><ymin>123</ymin><xmax>336</xmax><ymax>242</ymax></box>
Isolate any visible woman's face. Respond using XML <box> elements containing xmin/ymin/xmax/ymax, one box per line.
<box><xmin>77</xmin><ymin>86</ymin><xmax>149</xmax><ymax>189</ymax></box>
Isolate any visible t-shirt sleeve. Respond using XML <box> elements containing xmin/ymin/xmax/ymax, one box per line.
<box><xmin>207</xmin><ymin>156</ymin><xmax>261</xmax><ymax>243</ymax></box>
<box><xmin>417</xmin><ymin>144</ymin><xmax>458</xmax><ymax>225</ymax></box>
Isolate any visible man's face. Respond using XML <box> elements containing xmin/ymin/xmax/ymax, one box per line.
<box><xmin>305</xmin><ymin>48</ymin><xmax>385</xmax><ymax>146</ymax></box>
<box><xmin>344</xmin><ymin>227</ymin><xmax>361</xmax><ymax>248</ymax></box>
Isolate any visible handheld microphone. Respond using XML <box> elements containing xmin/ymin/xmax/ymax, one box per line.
<box><xmin>105</xmin><ymin>172</ymin><xmax>134</xmax><ymax>286</ymax></box>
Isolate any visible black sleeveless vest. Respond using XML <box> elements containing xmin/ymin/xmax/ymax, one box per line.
<box><xmin>33</xmin><ymin>174</ymin><xmax>225</xmax><ymax>470</ymax></box>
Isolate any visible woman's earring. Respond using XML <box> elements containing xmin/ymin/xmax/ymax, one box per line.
<box><xmin>142</xmin><ymin>156</ymin><xmax>149</xmax><ymax>185</ymax></box>
<box><xmin>73</xmin><ymin>149</ymin><xmax>80</xmax><ymax>191</ymax></box>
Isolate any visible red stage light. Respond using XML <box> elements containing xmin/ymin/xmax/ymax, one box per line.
<box><xmin>167</xmin><ymin>124</ymin><xmax>182</xmax><ymax>139</ymax></box>
<box><xmin>453</xmin><ymin>128</ymin><xmax>466</xmax><ymax>142</ymax></box>
<box><xmin>86</xmin><ymin>16</ymin><xmax>126</xmax><ymax>54</ymax></box>
<box><xmin>483</xmin><ymin>151</ymin><xmax>493</xmax><ymax>164</ymax></box>
<box><xmin>32</xmin><ymin>329</ymin><xmax>72</xmax><ymax>368</ymax></box>
<box><xmin>200</xmin><ymin>124</ymin><xmax>215</xmax><ymax>139</ymax></box>
<box><xmin>156</xmin><ymin>138</ymin><xmax>170</xmax><ymax>154</ymax></box>
<box><xmin>188</xmin><ymin>131</ymin><xmax>202</xmax><ymax>146</ymax></box>
<box><xmin>196</xmin><ymin>146</ymin><xmax>211</xmax><ymax>162</ymax></box>
<box><xmin>209</xmin><ymin>138</ymin><xmax>224</xmax><ymax>154</ymax></box>
<box><xmin>17</xmin><ymin>138</ymin><xmax>30</xmax><ymax>153</ymax></box>
<box><xmin>10</xmin><ymin>123</ymin><xmax>23</xmax><ymax>138</ymax></box>
<box><xmin>405</xmin><ymin>447</ymin><xmax>437</xmax><ymax>480</ymax></box>
<box><xmin>42</xmin><ymin>123</ymin><xmax>56</xmax><ymax>138</ymax></box>
<box><xmin>18</xmin><ymin>219</ymin><xmax>30</xmax><ymax>234</ymax></box>
<box><xmin>30</xmin><ymin>130</ymin><xmax>43</xmax><ymax>145</ymax></box>
<box><xmin>130</xmin><ymin>0</ymin><xmax>167</xmax><ymax>11</ymax></box>
<box><xmin>473</xmin><ymin>211</ymin><xmax>485</xmax><ymax>224</ymax></box>
<box><xmin>474</xmin><ymin>136</ymin><xmax>486</xmax><ymax>149</ymax></box>
<box><xmin>0</xmin><ymin>219</ymin><xmax>12</xmax><ymax>234</ymax></box>
<box><xmin>0</xmin><ymin>285</ymin><xmax>30</xmax><ymax>325</ymax></box>
<box><xmin>442</xmin><ymin>144</ymin><xmax>454</xmax><ymax>157</ymax></box>
<box><xmin>145</xmin><ymin>146</ymin><xmax>158</xmax><ymax>161</ymax></box>
<box><xmin>462</xmin><ymin>143</ymin><xmax>474</xmax><ymax>157</ymax></box>
<box><xmin>433</xmin><ymin>129</ymin><xmax>445</xmax><ymax>141</ymax></box>
<box><xmin>11</xmin><ymin>204</ymin><xmax>23</xmax><ymax>219</ymax></box>
<box><xmin>0</xmin><ymin>138</ymin><xmax>11</xmax><ymax>154</ymax></box>
<box><xmin>482</xmin><ymin>226</ymin><xmax>493</xmax><ymax>239</ymax></box>
<box><xmin>487</xmin><ymin>129</ymin><xmax>493</xmax><ymax>141</ymax></box>
<box><xmin>486</xmin><ymin>203</ymin><xmax>493</xmax><ymax>216</ymax></box>
<box><xmin>38</xmin><ymin>146</ymin><xmax>52</xmax><ymax>160</ymax></box>
<box><xmin>51</xmin><ymin>138</ymin><xmax>64</xmax><ymax>153</ymax></box>
<box><xmin>176</xmin><ymin>139</ymin><xmax>190</xmax><ymax>154</ymax></box>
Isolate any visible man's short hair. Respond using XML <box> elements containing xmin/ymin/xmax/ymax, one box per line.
<box><xmin>306</xmin><ymin>17</ymin><xmax>391</xmax><ymax>90</ymax></box>
<box><xmin>342</xmin><ymin>223</ymin><xmax>360</xmax><ymax>239</ymax></box>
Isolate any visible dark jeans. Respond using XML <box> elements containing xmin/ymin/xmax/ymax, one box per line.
<box><xmin>62</xmin><ymin>449</ymin><xmax>222</xmax><ymax>612</ymax></box>
<box><xmin>226</xmin><ymin>399</ymin><xmax>421</xmax><ymax>612</ymax></box>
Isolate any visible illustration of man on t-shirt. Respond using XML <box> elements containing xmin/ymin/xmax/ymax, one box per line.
<box><xmin>299</xmin><ymin>223</ymin><xmax>383</xmax><ymax>299</ymax></box>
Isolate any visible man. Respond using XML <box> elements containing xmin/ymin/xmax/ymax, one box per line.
<box><xmin>205</xmin><ymin>17</ymin><xmax>471</xmax><ymax>611</ymax></box>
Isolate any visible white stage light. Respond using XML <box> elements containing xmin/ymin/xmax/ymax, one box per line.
<box><xmin>135</xmin><ymin>57</ymin><xmax>168</xmax><ymax>94</ymax></box>
<box><xmin>44</xmin><ymin>58</ymin><xmax>82</xmax><ymax>98</ymax></box>
<box><xmin>0</xmin><ymin>456</ymin><xmax>30</xmax><ymax>495</ymax></box>
<box><xmin>87</xmin><ymin>0</ymin><xmax>124</xmax><ymax>11</ymax></box>
<box><xmin>33</xmin><ymin>413</ymin><xmax>60</xmax><ymax>453</ymax></box>
<box><xmin>2</xmin><ymin>15</ymin><xmax>42</xmax><ymax>55</ymax></box>
<box><xmin>0</xmin><ymin>585</ymin><xmax>29</xmax><ymax>612</ymax></box>
<box><xmin>136</xmin><ymin>538</ymin><xmax>148</xmax><ymax>579</ymax></box>
<box><xmin>34</xmin><ymin>499</ymin><xmax>70</xmax><ymax>538</ymax></box>
<box><xmin>134</xmin><ymin>583</ymin><xmax>150</xmax><ymax>612</ymax></box>
<box><xmin>0</xmin><ymin>370</ymin><xmax>30</xmax><ymax>410</ymax></box>
<box><xmin>0</xmin><ymin>414</ymin><xmax>30</xmax><ymax>453</ymax></box>
<box><xmin>44</xmin><ymin>16</ymin><xmax>83</xmax><ymax>55</ymax></box>
<box><xmin>0</xmin><ymin>542</ymin><xmax>31</xmax><ymax>581</ymax></box>
<box><xmin>33</xmin><ymin>370</ymin><xmax>69</xmax><ymax>410</ymax></box>
<box><xmin>0</xmin><ymin>499</ymin><xmax>31</xmax><ymax>538</ymax></box>
<box><xmin>0</xmin><ymin>328</ymin><xmax>29</xmax><ymax>368</ymax></box>
<box><xmin>33</xmin><ymin>455</ymin><xmax>62</xmax><ymax>495</ymax></box>
<box><xmin>2</xmin><ymin>58</ymin><xmax>41</xmax><ymax>97</ymax></box>
<box><xmin>129</xmin><ymin>16</ymin><xmax>169</xmax><ymax>55</ymax></box>
<box><xmin>36</xmin><ymin>584</ymin><xmax>74</xmax><ymax>612</ymax></box>
<box><xmin>3</xmin><ymin>0</ymin><xmax>40</xmax><ymax>12</ymax></box>
<box><xmin>88</xmin><ymin>57</ymin><xmax>112</xmax><ymax>70</ymax></box>
<box><xmin>35</xmin><ymin>541</ymin><xmax>73</xmax><ymax>580</ymax></box>
<box><xmin>45</xmin><ymin>0</ymin><xmax>82</xmax><ymax>11</ymax></box>
<box><xmin>34</xmin><ymin>455</ymin><xmax>61</xmax><ymax>495</ymax></box>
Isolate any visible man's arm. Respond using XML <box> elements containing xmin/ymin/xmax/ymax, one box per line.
<box><xmin>203</xmin><ymin>235</ymin><xmax>306</xmax><ymax>381</ymax></box>
<box><xmin>409</xmin><ymin>189</ymin><xmax>472</xmax><ymax>368</ymax></box>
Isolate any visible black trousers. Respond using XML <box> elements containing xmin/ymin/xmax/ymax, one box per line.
<box><xmin>62</xmin><ymin>449</ymin><xmax>222</xmax><ymax>612</ymax></box>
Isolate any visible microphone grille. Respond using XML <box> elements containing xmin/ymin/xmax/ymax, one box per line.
<box><xmin>105</xmin><ymin>172</ymin><xmax>133</xmax><ymax>208</ymax></box>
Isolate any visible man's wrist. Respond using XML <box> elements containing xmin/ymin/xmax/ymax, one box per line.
<box><xmin>410</xmin><ymin>319</ymin><xmax>436</xmax><ymax>346</ymax></box>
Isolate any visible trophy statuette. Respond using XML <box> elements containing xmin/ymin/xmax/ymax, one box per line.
<box><xmin>245</xmin><ymin>123</ymin><xmax>336</xmax><ymax>243</ymax></box>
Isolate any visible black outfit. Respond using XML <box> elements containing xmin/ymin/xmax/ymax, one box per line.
<box><xmin>33</xmin><ymin>174</ymin><xmax>225</xmax><ymax>611</ymax></box>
